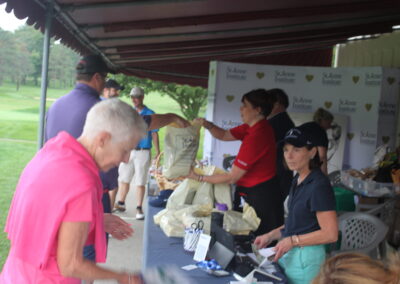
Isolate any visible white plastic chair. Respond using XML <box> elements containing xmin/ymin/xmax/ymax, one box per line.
<box><xmin>366</xmin><ymin>199</ymin><xmax>396</xmax><ymax>226</ymax></box>
<box><xmin>365</xmin><ymin>199</ymin><xmax>396</xmax><ymax>257</ymax></box>
<box><xmin>332</xmin><ymin>212</ymin><xmax>388</xmax><ymax>258</ymax></box>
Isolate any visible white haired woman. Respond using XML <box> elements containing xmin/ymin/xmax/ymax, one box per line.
<box><xmin>254</xmin><ymin>125</ymin><xmax>338</xmax><ymax>284</ymax></box>
<box><xmin>0</xmin><ymin>99</ymin><xmax>146</xmax><ymax>284</ymax></box>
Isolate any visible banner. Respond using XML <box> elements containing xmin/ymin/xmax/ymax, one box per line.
<box><xmin>205</xmin><ymin>61</ymin><xmax>400</xmax><ymax>172</ymax></box>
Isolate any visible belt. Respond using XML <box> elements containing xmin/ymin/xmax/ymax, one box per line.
<box><xmin>135</xmin><ymin>147</ymin><xmax>150</xmax><ymax>150</ymax></box>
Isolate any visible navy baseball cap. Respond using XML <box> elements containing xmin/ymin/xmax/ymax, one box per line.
<box><xmin>281</xmin><ymin>126</ymin><xmax>314</xmax><ymax>147</ymax></box>
<box><xmin>105</xmin><ymin>79</ymin><xmax>124</xmax><ymax>90</ymax></box>
<box><xmin>149</xmin><ymin>190</ymin><xmax>174</xmax><ymax>208</ymax></box>
<box><xmin>76</xmin><ymin>55</ymin><xmax>115</xmax><ymax>74</ymax></box>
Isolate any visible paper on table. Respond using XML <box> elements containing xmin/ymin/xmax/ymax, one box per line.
<box><xmin>181</xmin><ymin>264</ymin><xmax>198</xmax><ymax>271</ymax></box>
<box><xmin>193</xmin><ymin>233</ymin><xmax>211</xmax><ymax>261</ymax></box>
<box><xmin>259</xmin><ymin>247</ymin><xmax>276</xmax><ymax>258</ymax></box>
<box><xmin>258</xmin><ymin>247</ymin><xmax>276</xmax><ymax>267</ymax></box>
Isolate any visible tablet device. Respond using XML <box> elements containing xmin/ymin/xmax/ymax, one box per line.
<box><xmin>207</xmin><ymin>241</ymin><xmax>235</xmax><ymax>270</ymax></box>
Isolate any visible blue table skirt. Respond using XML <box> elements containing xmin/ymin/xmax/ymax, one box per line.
<box><xmin>142</xmin><ymin>197</ymin><xmax>287</xmax><ymax>283</ymax></box>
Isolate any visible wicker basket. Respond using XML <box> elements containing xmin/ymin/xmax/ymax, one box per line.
<box><xmin>154</xmin><ymin>152</ymin><xmax>184</xmax><ymax>190</ymax></box>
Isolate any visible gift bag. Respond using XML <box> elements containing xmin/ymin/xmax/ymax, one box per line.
<box><xmin>159</xmin><ymin>211</ymin><xmax>185</xmax><ymax>238</ymax></box>
<box><xmin>163</xmin><ymin>123</ymin><xmax>200</xmax><ymax>179</ymax></box>
<box><xmin>166</xmin><ymin>179</ymin><xmax>200</xmax><ymax>210</ymax></box>
<box><xmin>192</xmin><ymin>182</ymin><xmax>214</xmax><ymax>207</ymax></box>
<box><xmin>202</xmin><ymin>165</ymin><xmax>232</xmax><ymax>209</ymax></box>
<box><xmin>223</xmin><ymin>203</ymin><xmax>260</xmax><ymax>235</ymax></box>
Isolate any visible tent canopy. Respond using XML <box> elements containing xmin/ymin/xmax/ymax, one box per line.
<box><xmin>2</xmin><ymin>0</ymin><xmax>400</xmax><ymax>86</ymax></box>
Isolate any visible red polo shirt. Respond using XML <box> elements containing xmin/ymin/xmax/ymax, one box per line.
<box><xmin>230</xmin><ymin>119</ymin><xmax>276</xmax><ymax>187</ymax></box>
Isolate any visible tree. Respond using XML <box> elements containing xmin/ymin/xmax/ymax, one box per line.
<box><xmin>114</xmin><ymin>74</ymin><xmax>208</xmax><ymax>120</ymax></box>
<box><xmin>14</xmin><ymin>26</ymin><xmax>44</xmax><ymax>86</ymax></box>
<box><xmin>11</xmin><ymin>42</ymin><xmax>33</xmax><ymax>91</ymax></box>
<box><xmin>49</xmin><ymin>43</ymin><xmax>79</xmax><ymax>88</ymax></box>
<box><xmin>0</xmin><ymin>28</ymin><xmax>17</xmax><ymax>85</ymax></box>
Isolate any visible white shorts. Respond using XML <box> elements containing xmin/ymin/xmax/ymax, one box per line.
<box><xmin>118</xmin><ymin>149</ymin><xmax>151</xmax><ymax>186</ymax></box>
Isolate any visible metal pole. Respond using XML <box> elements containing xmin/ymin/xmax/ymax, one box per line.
<box><xmin>37</xmin><ymin>1</ymin><xmax>53</xmax><ymax>149</ymax></box>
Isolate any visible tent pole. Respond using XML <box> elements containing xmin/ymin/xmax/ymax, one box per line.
<box><xmin>37</xmin><ymin>1</ymin><xmax>53</xmax><ymax>149</ymax></box>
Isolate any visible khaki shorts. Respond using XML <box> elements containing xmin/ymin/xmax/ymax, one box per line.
<box><xmin>118</xmin><ymin>149</ymin><xmax>151</xmax><ymax>186</ymax></box>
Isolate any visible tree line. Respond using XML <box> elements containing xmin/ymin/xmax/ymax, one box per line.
<box><xmin>0</xmin><ymin>25</ymin><xmax>79</xmax><ymax>90</ymax></box>
<box><xmin>0</xmin><ymin>25</ymin><xmax>207</xmax><ymax>119</ymax></box>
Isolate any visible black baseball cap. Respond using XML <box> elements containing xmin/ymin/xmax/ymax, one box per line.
<box><xmin>281</xmin><ymin>126</ymin><xmax>314</xmax><ymax>147</ymax></box>
<box><xmin>75</xmin><ymin>54</ymin><xmax>115</xmax><ymax>74</ymax></box>
<box><xmin>105</xmin><ymin>79</ymin><xmax>124</xmax><ymax>91</ymax></box>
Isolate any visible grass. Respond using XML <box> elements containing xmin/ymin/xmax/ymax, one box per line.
<box><xmin>0</xmin><ymin>81</ymin><xmax>205</xmax><ymax>269</ymax></box>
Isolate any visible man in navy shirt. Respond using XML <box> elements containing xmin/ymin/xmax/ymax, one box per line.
<box><xmin>268</xmin><ymin>89</ymin><xmax>295</xmax><ymax>197</ymax></box>
<box><xmin>114</xmin><ymin>87</ymin><xmax>160</xmax><ymax>220</ymax></box>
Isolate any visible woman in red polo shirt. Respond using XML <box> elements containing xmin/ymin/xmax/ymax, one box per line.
<box><xmin>188</xmin><ymin>89</ymin><xmax>283</xmax><ymax>235</ymax></box>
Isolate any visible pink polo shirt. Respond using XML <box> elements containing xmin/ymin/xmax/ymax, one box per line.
<box><xmin>0</xmin><ymin>132</ymin><xmax>106</xmax><ymax>283</ymax></box>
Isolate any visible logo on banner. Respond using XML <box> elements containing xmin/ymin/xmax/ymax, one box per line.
<box><xmin>324</xmin><ymin>101</ymin><xmax>332</xmax><ymax>109</ymax></box>
<box><xmin>360</xmin><ymin>130</ymin><xmax>376</xmax><ymax>145</ymax></box>
<box><xmin>365</xmin><ymin>103</ymin><xmax>372</xmax><ymax>111</ymax></box>
<box><xmin>305</xmin><ymin>74</ymin><xmax>314</xmax><ymax>82</ymax></box>
<box><xmin>226</xmin><ymin>66</ymin><xmax>247</xmax><ymax>81</ymax></box>
<box><xmin>221</xmin><ymin>119</ymin><xmax>241</xmax><ymax>129</ymax></box>
<box><xmin>352</xmin><ymin>76</ymin><xmax>360</xmax><ymax>84</ymax></box>
<box><xmin>256</xmin><ymin>72</ymin><xmax>265</xmax><ymax>79</ymax></box>
<box><xmin>275</xmin><ymin>70</ymin><xmax>295</xmax><ymax>84</ymax></box>
<box><xmin>322</xmin><ymin>72</ymin><xmax>342</xmax><ymax>86</ymax></box>
<box><xmin>210</xmin><ymin>69</ymin><xmax>215</xmax><ymax>76</ymax></box>
<box><xmin>365</xmin><ymin>72</ymin><xmax>381</xmax><ymax>86</ymax></box>
<box><xmin>226</xmin><ymin>95</ymin><xmax>235</xmax><ymax>102</ymax></box>
<box><xmin>387</xmin><ymin>77</ymin><xmax>396</xmax><ymax>85</ymax></box>
<box><xmin>347</xmin><ymin>133</ymin><xmax>354</xmax><ymax>140</ymax></box>
<box><xmin>292</xmin><ymin>96</ymin><xmax>312</xmax><ymax>111</ymax></box>
<box><xmin>339</xmin><ymin>99</ymin><xmax>356</xmax><ymax>113</ymax></box>
<box><xmin>379</xmin><ymin>102</ymin><xmax>396</xmax><ymax>116</ymax></box>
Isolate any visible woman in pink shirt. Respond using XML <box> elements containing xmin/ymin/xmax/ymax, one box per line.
<box><xmin>1</xmin><ymin>99</ymin><xmax>147</xmax><ymax>284</ymax></box>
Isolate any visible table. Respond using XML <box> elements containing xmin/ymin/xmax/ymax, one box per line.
<box><xmin>143</xmin><ymin>198</ymin><xmax>287</xmax><ymax>283</ymax></box>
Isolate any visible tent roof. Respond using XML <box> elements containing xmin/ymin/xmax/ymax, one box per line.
<box><xmin>2</xmin><ymin>0</ymin><xmax>400</xmax><ymax>86</ymax></box>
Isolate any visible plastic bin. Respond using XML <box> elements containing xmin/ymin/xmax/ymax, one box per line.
<box><xmin>334</xmin><ymin>186</ymin><xmax>355</xmax><ymax>212</ymax></box>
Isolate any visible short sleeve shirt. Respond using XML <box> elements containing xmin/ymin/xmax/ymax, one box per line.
<box><xmin>282</xmin><ymin>169</ymin><xmax>336</xmax><ymax>237</ymax></box>
<box><xmin>230</xmin><ymin>119</ymin><xmax>276</xmax><ymax>187</ymax></box>
<box><xmin>136</xmin><ymin>106</ymin><xmax>157</xmax><ymax>149</ymax></box>
<box><xmin>45</xmin><ymin>83</ymin><xmax>101</xmax><ymax>141</ymax></box>
<box><xmin>300</xmin><ymin>121</ymin><xmax>329</xmax><ymax>148</ymax></box>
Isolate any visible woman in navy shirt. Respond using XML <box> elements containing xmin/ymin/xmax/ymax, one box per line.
<box><xmin>254</xmin><ymin>125</ymin><xmax>338</xmax><ymax>284</ymax></box>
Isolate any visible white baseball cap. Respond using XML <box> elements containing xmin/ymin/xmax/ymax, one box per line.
<box><xmin>129</xmin><ymin>87</ymin><xmax>144</xmax><ymax>97</ymax></box>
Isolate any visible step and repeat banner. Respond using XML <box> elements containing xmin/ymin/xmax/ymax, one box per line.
<box><xmin>204</xmin><ymin>61</ymin><xmax>400</xmax><ymax>172</ymax></box>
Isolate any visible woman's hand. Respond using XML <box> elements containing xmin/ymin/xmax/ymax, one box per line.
<box><xmin>104</xmin><ymin>213</ymin><xmax>134</xmax><ymax>240</ymax></box>
<box><xmin>185</xmin><ymin>168</ymin><xmax>199</xmax><ymax>181</ymax></box>
<box><xmin>193</xmin><ymin>118</ymin><xmax>206</xmax><ymax>126</ymax></box>
<box><xmin>254</xmin><ymin>233</ymin><xmax>273</xmax><ymax>249</ymax></box>
<box><xmin>118</xmin><ymin>273</ymin><xmax>143</xmax><ymax>284</ymax></box>
<box><xmin>272</xmin><ymin>237</ymin><xmax>293</xmax><ymax>262</ymax></box>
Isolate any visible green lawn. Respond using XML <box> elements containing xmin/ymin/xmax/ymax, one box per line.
<box><xmin>0</xmin><ymin>81</ymin><xmax>205</xmax><ymax>269</ymax></box>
